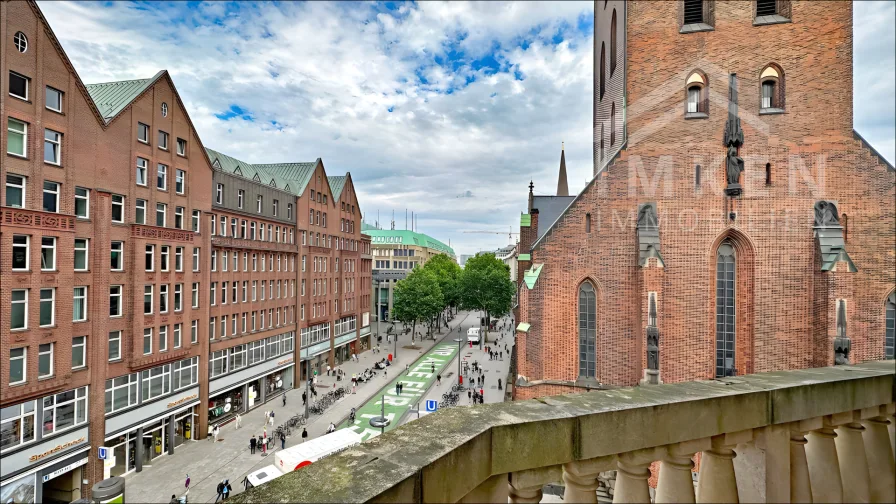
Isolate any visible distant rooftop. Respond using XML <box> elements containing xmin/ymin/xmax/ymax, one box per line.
<box><xmin>362</xmin><ymin>227</ymin><xmax>455</xmax><ymax>257</ymax></box>
<box><xmin>205</xmin><ymin>147</ymin><xmax>318</xmax><ymax>196</ymax></box>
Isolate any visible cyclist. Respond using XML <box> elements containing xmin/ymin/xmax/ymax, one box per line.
<box><xmin>326</xmin><ymin>422</ymin><xmax>337</xmax><ymax>434</ymax></box>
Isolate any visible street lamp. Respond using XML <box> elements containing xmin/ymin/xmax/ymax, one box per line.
<box><xmin>453</xmin><ymin>338</ymin><xmax>464</xmax><ymax>387</ymax></box>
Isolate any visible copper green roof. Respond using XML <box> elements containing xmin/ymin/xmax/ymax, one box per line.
<box><xmin>516</xmin><ymin>322</ymin><xmax>531</xmax><ymax>333</ymax></box>
<box><xmin>523</xmin><ymin>263</ymin><xmax>543</xmax><ymax>289</ymax></box>
<box><xmin>520</xmin><ymin>213</ymin><xmax>531</xmax><ymax>227</ymax></box>
<box><xmin>362</xmin><ymin>229</ymin><xmax>455</xmax><ymax>257</ymax></box>
<box><xmin>327</xmin><ymin>176</ymin><xmax>346</xmax><ymax>200</ymax></box>
<box><xmin>518</xmin><ymin>253</ymin><xmax>531</xmax><ymax>261</ymax></box>
<box><xmin>205</xmin><ymin>147</ymin><xmax>320</xmax><ymax>196</ymax></box>
<box><xmin>86</xmin><ymin>71</ymin><xmax>165</xmax><ymax>123</ymax></box>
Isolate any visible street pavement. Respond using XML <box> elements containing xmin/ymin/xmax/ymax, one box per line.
<box><xmin>122</xmin><ymin>313</ymin><xmax>473</xmax><ymax>503</ymax></box>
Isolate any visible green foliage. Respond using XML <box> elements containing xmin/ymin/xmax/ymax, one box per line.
<box><xmin>422</xmin><ymin>254</ymin><xmax>462</xmax><ymax>308</ymax></box>
<box><xmin>458</xmin><ymin>253</ymin><xmax>514</xmax><ymax>338</ymax></box>
<box><xmin>392</xmin><ymin>267</ymin><xmax>445</xmax><ymax>340</ymax></box>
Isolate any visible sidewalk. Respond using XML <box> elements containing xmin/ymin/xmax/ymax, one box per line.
<box><xmin>123</xmin><ymin>312</ymin><xmax>473</xmax><ymax>504</ymax></box>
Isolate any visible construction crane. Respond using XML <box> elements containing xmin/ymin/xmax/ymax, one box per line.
<box><xmin>463</xmin><ymin>227</ymin><xmax>520</xmax><ymax>242</ymax></box>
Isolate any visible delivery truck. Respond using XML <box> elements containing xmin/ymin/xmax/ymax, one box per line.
<box><xmin>467</xmin><ymin>327</ymin><xmax>480</xmax><ymax>344</ymax></box>
<box><xmin>245</xmin><ymin>430</ymin><xmax>363</xmax><ymax>488</ymax></box>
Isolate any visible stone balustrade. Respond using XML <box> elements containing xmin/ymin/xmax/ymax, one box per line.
<box><xmin>233</xmin><ymin>361</ymin><xmax>895</xmax><ymax>503</ymax></box>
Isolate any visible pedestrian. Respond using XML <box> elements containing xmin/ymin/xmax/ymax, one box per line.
<box><xmin>263</xmin><ymin>426</ymin><xmax>267</xmax><ymax>441</ymax></box>
<box><xmin>468</xmin><ymin>390</ymin><xmax>472</xmax><ymax>402</ymax></box>
<box><xmin>223</xmin><ymin>479</ymin><xmax>232</xmax><ymax>501</ymax></box>
<box><xmin>264</xmin><ymin>410</ymin><xmax>269</xmax><ymax>424</ymax></box>
<box><xmin>185</xmin><ymin>474</ymin><xmax>191</xmax><ymax>494</ymax></box>
<box><xmin>480</xmin><ymin>387</ymin><xmax>484</xmax><ymax>398</ymax></box>
<box><xmin>352</xmin><ymin>383</ymin><xmax>356</xmax><ymax>394</ymax></box>
<box><xmin>327</xmin><ymin>364</ymin><xmax>331</xmax><ymax>376</ymax></box>
<box><xmin>261</xmin><ymin>435</ymin><xmax>268</xmax><ymax>455</ymax></box>
<box><xmin>405</xmin><ymin>363</ymin><xmax>410</xmax><ymax>375</ymax></box>
<box><xmin>395</xmin><ymin>382</ymin><xmax>400</xmax><ymax>396</ymax></box>
<box><xmin>282</xmin><ymin>393</ymin><xmax>287</xmax><ymax>407</ymax></box>
<box><xmin>212</xmin><ymin>424</ymin><xmax>220</xmax><ymax>443</ymax></box>
<box><xmin>250</xmin><ymin>435</ymin><xmax>257</xmax><ymax>454</ymax></box>
<box><xmin>436</xmin><ymin>374</ymin><xmax>441</xmax><ymax>385</ymax></box>
<box><xmin>215</xmin><ymin>480</ymin><xmax>224</xmax><ymax>503</ymax></box>
<box><xmin>431</xmin><ymin>363</ymin><xmax>435</xmax><ymax>374</ymax></box>
<box><xmin>280</xmin><ymin>431</ymin><xmax>286</xmax><ymax>450</ymax></box>
<box><xmin>242</xmin><ymin>476</ymin><xmax>250</xmax><ymax>491</ymax></box>
<box><xmin>235</xmin><ymin>413</ymin><xmax>242</xmax><ymax>429</ymax></box>
<box><xmin>170</xmin><ymin>494</ymin><xmax>178</xmax><ymax>503</ymax></box>
<box><xmin>399</xmin><ymin>382</ymin><xmax>404</xmax><ymax>394</ymax></box>
<box><xmin>500</xmin><ymin>351</ymin><xmax>503</xmax><ymax>360</ymax></box>
<box><xmin>327</xmin><ymin>422</ymin><xmax>336</xmax><ymax>434</ymax></box>
<box><xmin>498</xmin><ymin>378</ymin><xmax>503</xmax><ymax>390</ymax></box>
<box><xmin>349</xmin><ymin>407</ymin><xmax>356</xmax><ymax>424</ymax></box>
<box><xmin>302</xmin><ymin>428</ymin><xmax>308</xmax><ymax>443</ymax></box>
<box><xmin>302</xmin><ymin>391</ymin><xmax>307</xmax><ymax>405</ymax></box>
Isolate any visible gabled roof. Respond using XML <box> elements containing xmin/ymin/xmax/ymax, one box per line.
<box><xmin>328</xmin><ymin>176</ymin><xmax>347</xmax><ymax>200</ymax></box>
<box><xmin>86</xmin><ymin>71</ymin><xmax>164</xmax><ymax>123</ymax></box>
<box><xmin>205</xmin><ymin>147</ymin><xmax>321</xmax><ymax>197</ymax></box>
<box><xmin>531</xmin><ymin>196</ymin><xmax>575</xmax><ymax>239</ymax></box>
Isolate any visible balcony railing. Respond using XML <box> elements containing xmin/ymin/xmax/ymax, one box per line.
<box><xmin>233</xmin><ymin>361</ymin><xmax>895</xmax><ymax>503</ymax></box>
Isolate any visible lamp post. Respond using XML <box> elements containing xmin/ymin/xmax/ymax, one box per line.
<box><xmin>453</xmin><ymin>338</ymin><xmax>464</xmax><ymax>387</ymax></box>
<box><xmin>304</xmin><ymin>356</ymin><xmax>310</xmax><ymax>419</ymax></box>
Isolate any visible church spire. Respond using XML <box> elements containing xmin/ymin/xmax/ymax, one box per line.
<box><xmin>556</xmin><ymin>141</ymin><xmax>569</xmax><ymax>196</ymax></box>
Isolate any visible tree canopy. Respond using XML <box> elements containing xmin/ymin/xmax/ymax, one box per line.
<box><xmin>391</xmin><ymin>267</ymin><xmax>444</xmax><ymax>341</ymax></box>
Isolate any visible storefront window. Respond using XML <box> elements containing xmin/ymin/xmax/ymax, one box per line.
<box><xmin>208</xmin><ymin>389</ymin><xmax>242</xmax><ymax>425</ymax></box>
<box><xmin>106</xmin><ymin>432</ymin><xmax>137</xmax><ymax>477</ymax></box>
<box><xmin>174</xmin><ymin>411</ymin><xmax>194</xmax><ymax>447</ymax></box>
<box><xmin>142</xmin><ymin>420</ymin><xmax>167</xmax><ymax>465</ymax></box>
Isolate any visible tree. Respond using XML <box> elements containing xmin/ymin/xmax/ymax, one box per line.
<box><xmin>458</xmin><ymin>253</ymin><xmax>514</xmax><ymax>342</ymax></box>
<box><xmin>423</xmin><ymin>254</ymin><xmax>462</xmax><ymax>329</ymax></box>
<box><xmin>391</xmin><ymin>268</ymin><xmax>444</xmax><ymax>344</ymax></box>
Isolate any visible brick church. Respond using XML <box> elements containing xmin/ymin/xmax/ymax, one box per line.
<box><xmin>514</xmin><ymin>0</ymin><xmax>895</xmax><ymax>400</ymax></box>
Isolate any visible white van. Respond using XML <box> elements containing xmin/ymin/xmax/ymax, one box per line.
<box><xmin>245</xmin><ymin>465</ymin><xmax>285</xmax><ymax>488</ymax></box>
<box><xmin>467</xmin><ymin>327</ymin><xmax>480</xmax><ymax>344</ymax></box>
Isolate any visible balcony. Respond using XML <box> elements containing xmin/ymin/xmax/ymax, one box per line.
<box><xmin>233</xmin><ymin>361</ymin><xmax>895</xmax><ymax>503</ymax></box>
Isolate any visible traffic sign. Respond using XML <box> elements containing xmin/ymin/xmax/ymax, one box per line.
<box><xmin>98</xmin><ymin>446</ymin><xmax>110</xmax><ymax>460</ymax></box>
<box><xmin>425</xmin><ymin>400</ymin><xmax>438</xmax><ymax>412</ymax></box>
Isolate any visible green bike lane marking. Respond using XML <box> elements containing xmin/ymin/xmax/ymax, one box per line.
<box><xmin>343</xmin><ymin>343</ymin><xmax>459</xmax><ymax>441</ymax></box>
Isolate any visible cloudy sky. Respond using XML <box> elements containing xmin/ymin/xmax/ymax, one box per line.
<box><xmin>40</xmin><ymin>1</ymin><xmax>894</xmax><ymax>257</ymax></box>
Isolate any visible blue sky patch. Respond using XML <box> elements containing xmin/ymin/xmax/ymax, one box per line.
<box><xmin>215</xmin><ymin>104</ymin><xmax>253</xmax><ymax>121</ymax></box>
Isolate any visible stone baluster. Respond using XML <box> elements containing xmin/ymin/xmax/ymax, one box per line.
<box><xmin>833</xmin><ymin>412</ymin><xmax>871</xmax><ymax>503</ymax></box>
<box><xmin>790</xmin><ymin>421</ymin><xmax>814</xmax><ymax>504</ymax></box>
<box><xmin>656</xmin><ymin>439</ymin><xmax>707</xmax><ymax>503</ymax></box>
<box><xmin>862</xmin><ymin>411</ymin><xmax>896</xmax><ymax>503</ymax></box>
<box><xmin>508</xmin><ymin>466</ymin><xmax>561</xmax><ymax>504</ymax></box>
<box><xmin>696</xmin><ymin>437</ymin><xmax>739</xmax><ymax>504</ymax></box>
<box><xmin>805</xmin><ymin>417</ymin><xmax>844</xmax><ymax>503</ymax></box>
<box><xmin>563</xmin><ymin>457</ymin><xmax>615</xmax><ymax>504</ymax></box>
<box><xmin>613</xmin><ymin>450</ymin><xmax>655</xmax><ymax>503</ymax></box>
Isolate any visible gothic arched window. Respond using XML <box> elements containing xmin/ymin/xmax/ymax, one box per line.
<box><xmin>716</xmin><ymin>242</ymin><xmax>736</xmax><ymax>377</ymax></box>
<box><xmin>610</xmin><ymin>10</ymin><xmax>617</xmax><ymax>76</ymax></box>
<box><xmin>599</xmin><ymin>43</ymin><xmax>606</xmax><ymax>101</ymax></box>
<box><xmin>886</xmin><ymin>292</ymin><xmax>896</xmax><ymax>359</ymax></box>
<box><xmin>578</xmin><ymin>282</ymin><xmax>597</xmax><ymax>378</ymax></box>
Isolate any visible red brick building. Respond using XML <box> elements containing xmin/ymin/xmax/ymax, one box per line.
<box><xmin>0</xmin><ymin>2</ymin><xmax>369</xmax><ymax>500</ymax></box>
<box><xmin>515</xmin><ymin>0</ymin><xmax>895</xmax><ymax>401</ymax></box>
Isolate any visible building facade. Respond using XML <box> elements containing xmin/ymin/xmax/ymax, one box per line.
<box><xmin>515</xmin><ymin>0</ymin><xmax>895</xmax><ymax>400</ymax></box>
<box><xmin>362</xmin><ymin>227</ymin><xmax>455</xmax><ymax>322</ymax></box>
<box><xmin>0</xmin><ymin>2</ymin><xmax>369</xmax><ymax>500</ymax></box>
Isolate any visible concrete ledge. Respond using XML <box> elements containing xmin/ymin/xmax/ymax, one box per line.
<box><xmin>231</xmin><ymin>361</ymin><xmax>894</xmax><ymax>503</ymax></box>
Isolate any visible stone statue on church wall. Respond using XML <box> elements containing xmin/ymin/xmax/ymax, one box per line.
<box><xmin>814</xmin><ymin>200</ymin><xmax>840</xmax><ymax>227</ymax></box>
<box><xmin>637</xmin><ymin>203</ymin><xmax>657</xmax><ymax>229</ymax></box>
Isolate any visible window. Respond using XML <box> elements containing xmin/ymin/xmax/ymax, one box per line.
<box><xmin>886</xmin><ymin>292</ymin><xmax>896</xmax><ymax>360</ymax></box>
<box><xmin>172</xmin><ymin>357</ymin><xmax>197</xmax><ymax>390</ymax></box>
<box><xmin>38</xmin><ymin>343</ymin><xmax>53</xmax><ymax>378</ymax></box>
<box><xmin>219</xmin><ymin>216</ymin><xmax>226</xmax><ymax>236</ymax></box>
<box><xmin>610</xmin><ymin>9</ymin><xmax>617</xmax><ymax>76</ymax></box>
<box><xmin>176</xmin><ymin>169</ymin><xmax>186</xmax><ymax>194</ymax></box>
<box><xmin>156</xmin><ymin>203</ymin><xmax>167</xmax><ymax>227</ymax></box>
<box><xmin>135</xmin><ymin>157</ymin><xmax>148</xmax><ymax>186</ymax></box>
<box><xmin>9</xmin><ymin>71</ymin><xmax>28</xmax><ymax>100</ymax></box>
<box><xmin>12</xmin><ymin>235</ymin><xmax>29</xmax><ymax>271</ymax></box>
<box><xmin>210</xmin><ymin>282</ymin><xmax>217</xmax><ymax>305</ymax></box>
<box><xmin>159</xmin><ymin>325</ymin><xmax>168</xmax><ymax>352</ymax></box>
<box><xmin>70</xmin><ymin>239</ymin><xmax>89</xmax><ymax>272</ymax></box>
<box><xmin>216</xmin><ymin>184</ymin><xmax>224</xmax><ymax>204</ymax></box>
<box><xmin>159</xmin><ymin>284</ymin><xmax>169</xmax><ymax>313</ymax></box>
<box><xmin>175</xmin><ymin>206</ymin><xmax>184</xmax><ymax>229</ymax></box>
<box><xmin>585</xmin><ymin>213</ymin><xmax>592</xmax><ymax>233</ymax></box>
<box><xmin>756</xmin><ymin>0</ymin><xmax>779</xmax><ymax>17</ymax></box>
<box><xmin>41</xmin><ymin>237</ymin><xmax>56</xmax><ymax>271</ymax></box>
<box><xmin>137</xmin><ymin>122</ymin><xmax>149</xmax><ymax>143</ymax></box>
<box><xmin>716</xmin><ymin>242</ymin><xmax>736</xmax><ymax>378</ymax></box>
<box><xmin>157</xmin><ymin>163</ymin><xmax>168</xmax><ymax>190</ymax></box>
<box><xmin>108</xmin><ymin>331</ymin><xmax>122</xmax><ymax>361</ymax></box>
<box><xmin>7</xmin><ymin>119</ymin><xmax>28</xmax><ymax>159</ymax></box>
<box><xmin>143</xmin><ymin>328</ymin><xmax>153</xmax><ymax>355</ymax></box>
<box><xmin>72</xmin><ymin>187</ymin><xmax>90</xmax><ymax>219</ymax></box>
<box><xmin>192</xmin><ymin>210</ymin><xmax>201</xmax><ymax>232</ymax></box>
<box><xmin>685</xmin><ymin>71</ymin><xmax>708</xmax><ymax>116</ymax></box>
<box><xmin>111</xmin><ymin>195</ymin><xmax>124</xmax><ymax>223</ymax></box>
<box><xmin>14</xmin><ymin>31</ymin><xmax>28</xmax><ymax>52</ymax></box>
<box><xmin>110</xmin><ymin>285</ymin><xmax>122</xmax><ymax>317</ymax></box>
<box><xmin>72</xmin><ymin>336</ymin><xmax>86</xmax><ymax>369</ymax></box>
<box><xmin>287</xmin><ymin>203</ymin><xmax>293</xmax><ymax>219</ymax></box>
<box><xmin>6</xmin><ymin>174</ymin><xmax>25</xmax><ymax>207</ymax></box>
<box><xmin>610</xmin><ymin>102</ymin><xmax>616</xmax><ymax>146</ymax></box>
<box><xmin>144</xmin><ymin>285</ymin><xmax>153</xmax><ymax>314</ymax></box>
<box><xmin>141</xmin><ymin>364</ymin><xmax>172</xmax><ymax>400</ymax></box>
<box><xmin>765</xmin><ymin>163</ymin><xmax>772</xmax><ymax>186</ymax></box>
<box><xmin>683</xmin><ymin>0</ymin><xmax>705</xmax><ymax>25</ymax></box>
<box><xmin>599</xmin><ymin>43</ymin><xmax>605</xmax><ymax>101</ymax></box>
<box><xmin>45</xmin><ymin>87</ymin><xmax>62</xmax><ymax>113</ymax></box>
<box><xmin>11</xmin><ymin>290</ymin><xmax>28</xmax><ymax>330</ymax></box>
<box><xmin>1</xmin><ymin>400</ymin><xmax>35</xmax><ymax>451</ymax></box>
<box><xmin>43</xmin><ymin>181</ymin><xmax>59</xmax><ymax>213</ymax></box>
<box><xmin>192</xmin><ymin>247</ymin><xmax>200</xmax><ymax>271</ymax></box>
<box><xmin>41</xmin><ymin>387</ymin><xmax>88</xmax><ymax>435</ymax></box>
<box><xmin>760</xmin><ymin>64</ymin><xmax>785</xmax><ymax>111</ymax></box>
<box><xmin>257</xmin><ymin>195</ymin><xmax>263</xmax><ymax>213</ymax></box>
<box><xmin>231</xmin><ymin>218</ymin><xmax>237</xmax><ymax>237</ymax></box>
<box><xmin>158</xmin><ymin>130</ymin><xmax>169</xmax><ymax>150</ymax></box>
<box><xmin>177</xmin><ymin>138</ymin><xmax>187</xmax><ymax>156</ymax></box>
<box><xmin>161</xmin><ymin>102</ymin><xmax>168</xmax><ymax>117</ymax></box>
<box><xmin>191</xmin><ymin>320</ymin><xmax>198</xmax><ymax>344</ymax></box>
<box><xmin>73</xmin><ymin>287</ymin><xmax>87</xmax><ymax>322</ymax></box>
<box><xmin>111</xmin><ymin>241</ymin><xmax>124</xmax><ymax>271</ymax></box>
<box><xmin>44</xmin><ymin>129</ymin><xmax>62</xmax><ymax>165</ymax></box>
<box><xmin>145</xmin><ymin>244</ymin><xmax>155</xmax><ymax>271</ymax></box>
<box><xmin>104</xmin><ymin>373</ymin><xmax>137</xmax><ymax>413</ymax></box>
<box><xmin>273</xmin><ymin>199</ymin><xmax>279</xmax><ymax>216</ymax></box>
<box><xmin>129</xmin><ymin>201</ymin><xmax>145</xmax><ymax>228</ymax></box>
<box><xmin>209</xmin><ymin>318</ymin><xmax>215</xmax><ymax>340</ymax></box>
<box><xmin>174</xmin><ymin>284</ymin><xmax>183</xmax><ymax>312</ymax></box>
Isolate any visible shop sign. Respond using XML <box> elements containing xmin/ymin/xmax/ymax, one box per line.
<box><xmin>277</xmin><ymin>357</ymin><xmax>293</xmax><ymax>366</ymax></box>
<box><xmin>167</xmin><ymin>393</ymin><xmax>198</xmax><ymax>409</ymax></box>
<box><xmin>28</xmin><ymin>437</ymin><xmax>87</xmax><ymax>463</ymax></box>
<box><xmin>42</xmin><ymin>457</ymin><xmax>88</xmax><ymax>483</ymax></box>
